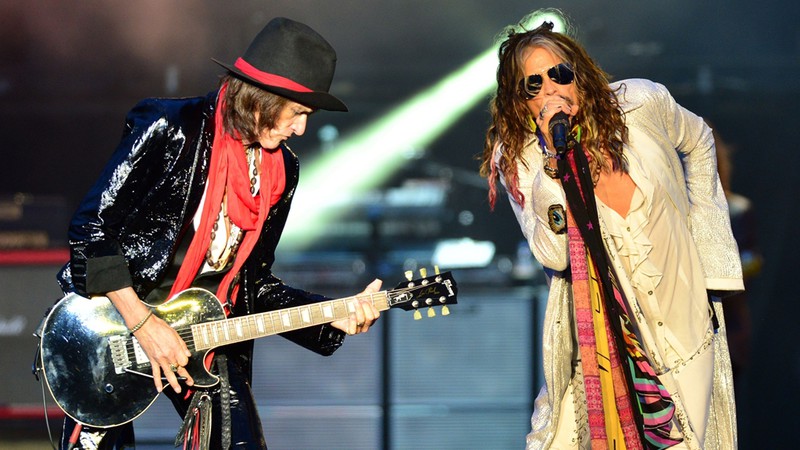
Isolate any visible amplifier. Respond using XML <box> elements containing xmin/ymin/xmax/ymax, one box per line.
<box><xmin>0</xmin><ymin>252</ymin><xmax>67</xmax><ymax>411</ymax></box>
<box><xmin>0</xmin><ymin>193</ymin><xmax>71</xmax><ymax>249</ymax></box>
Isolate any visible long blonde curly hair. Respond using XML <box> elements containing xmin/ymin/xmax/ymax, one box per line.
<box><xmin>479</xmin><ymin>11</ymin><xmax>628</xmax><ymax>208</ymax></box>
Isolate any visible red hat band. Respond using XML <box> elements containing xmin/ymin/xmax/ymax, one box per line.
<box><xmin>233</xmin><ymin>58</ymin><xmax>313</xmax><ymax>93</ymax></box>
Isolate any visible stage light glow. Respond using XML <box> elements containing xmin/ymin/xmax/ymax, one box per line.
<box><xmin>432</xmin><ymin>238</ymin><xmax>496</xmax><ymax>269</ymax></box>
<box><xmin>281</xmin><ymin>52</ymin><xmax>498</xmax><ymax>248</ymax></box>
<box><xmin>281</xmin><ymin>11</ymin><xmax>566</xmax><ymax>248</ymax></box>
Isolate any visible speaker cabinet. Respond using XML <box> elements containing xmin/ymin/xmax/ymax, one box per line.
<box><xmin>0</xmin><ymin>257</ymin><xmax>66</xmax><ymax>409</ymax></box>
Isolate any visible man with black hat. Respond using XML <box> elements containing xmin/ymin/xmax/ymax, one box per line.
<box><xmin>56</xmin><ymin>17</ymin><xmax>380</xmax><ymax>449</ymax></box>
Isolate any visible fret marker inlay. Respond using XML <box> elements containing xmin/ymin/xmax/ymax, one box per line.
<box><xmin>256</xmin><ymin>317</ymin><xmax>265</xmax><ymax>333</ymax></box>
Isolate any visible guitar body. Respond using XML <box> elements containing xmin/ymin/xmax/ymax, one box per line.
<box><xmin>39</xmin><ymin>288</ymin><xmax>225</xmax><ymax>428</ymax></box>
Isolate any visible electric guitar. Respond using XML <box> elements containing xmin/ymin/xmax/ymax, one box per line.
<box><xmin>39</xmin><ymin>271</ymin><xmax>457</xmax><ymax>428</ymax></box>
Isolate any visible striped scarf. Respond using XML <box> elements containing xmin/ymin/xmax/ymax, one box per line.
<box><xmin>558</xmin><ymin>136</ymin><xmax>682</xmax><ymax>449</ymax></box>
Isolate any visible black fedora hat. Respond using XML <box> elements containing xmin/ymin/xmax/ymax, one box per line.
<box><xmin>214</xmin><ymin>17</ymin><xmax>347</xmax><ymax>112</ymax></box>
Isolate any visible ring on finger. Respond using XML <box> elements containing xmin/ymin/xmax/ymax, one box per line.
<box><xmin>356</xmin><ymin>322</ymin><xmax>365</xmax><ymax>327</ymax></box>
<box><xmin>169</xmin><ymin>363</ymin><xmax>179</xmax><ymax>372</ymax></box>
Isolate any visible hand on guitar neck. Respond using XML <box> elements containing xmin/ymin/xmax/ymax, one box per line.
<box><xmin>329</xmin><ymin>278</ymin><xmax>382</xmax><ymax>336</ymax></box>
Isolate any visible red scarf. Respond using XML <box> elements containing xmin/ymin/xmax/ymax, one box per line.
<box><xmin>168</xmin><ymin>82</ymin><xmax>285</xmax><ymax>309</ymax></box>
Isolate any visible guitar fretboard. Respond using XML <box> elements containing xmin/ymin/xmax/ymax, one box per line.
<box><xmin>190</xmin><ymin>291</ymin><xmax>390</xmax><ymax>350</ymax></box>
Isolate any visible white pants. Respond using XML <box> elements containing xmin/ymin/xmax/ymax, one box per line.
<box><xmin>550</xmin><ymin>340</ymin><xmax>714</xmax><ymax>450</ymax></box>
<box><xmin>662</xmin><ymin>339</ymin><xmax>715</xmax><ymax>449</ymax></box>
<box><xmin>551</xmin><ymin>378</ymin><xmax>584</xmax><ymax>449</ymax></box>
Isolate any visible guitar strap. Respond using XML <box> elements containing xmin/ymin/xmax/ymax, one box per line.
<box><xmin>219</xmin><ymin>355</ymin><xmax>233</xmax><ymax>449</ymax></box>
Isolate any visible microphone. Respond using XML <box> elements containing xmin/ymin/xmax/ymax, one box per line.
<box><xmin>549</xmin><ymin>111</ymin><xmax>570</xmax><ymax>154</ymax></box>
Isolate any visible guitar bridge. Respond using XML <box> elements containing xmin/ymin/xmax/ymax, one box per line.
<box><xmin>108</xmin><ymin>335</ymin><xmax>131</xmax><ymax>374</ymax></box>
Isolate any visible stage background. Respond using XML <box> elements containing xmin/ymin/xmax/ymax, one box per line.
<box><xmin>2</xmin><ymin>1</ymin><xmax>798</xmax><ymax>448</ymax></box>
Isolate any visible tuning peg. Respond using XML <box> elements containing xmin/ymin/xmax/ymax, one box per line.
<box><xmin>442</xmin><ymin>305</ymin><xmax>450</xmax><ymax>316</ymax></box>
<box><xmin>420</xmin><ymin>267</ymin><xmax>427</xmax><ymax>278</ymax></box>
<box><xmin>413</xmin><ymin>310</ymin><xmax>422</xmax><ymax>320</ymax></box>
<box><xmin>405</xmin><ymin>270</ymin><xmax>413</xmax><ymax>281</ymax></box>
<box><xmin>427</xmin><ymin>307</ymin><xmax>436</xmax><ymax>318</ymax></box>
<box><xmin>434</xmin><ymin>265</ymin><xmax>440</xmax><ymax>275</ymax></box>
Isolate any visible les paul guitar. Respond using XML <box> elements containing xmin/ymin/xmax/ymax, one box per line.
<box><xmin>39</xmin><ymin>271</ymin><xmax>457</xmax><ymax>428</ymax></box>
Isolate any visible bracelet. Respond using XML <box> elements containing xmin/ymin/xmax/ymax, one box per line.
<box><xmin>538</xmin><ymin>136</ymin><xmax>557</xmax><ymax>159</ymax></box>
<box><xmin>543</xmin><ymin>162</ymin><xmax>560</xmax><ymax>179</ymax></box>
<box><xmin>129</xmin><ymin>310</ymin><xmax>153</xmax><ymax>334</ymax></box>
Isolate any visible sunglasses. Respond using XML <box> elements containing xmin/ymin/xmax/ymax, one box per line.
<box><xmin>519</xmin><ymin>63</ymin><xmax>575</xmax><ymax>99</ymax></box>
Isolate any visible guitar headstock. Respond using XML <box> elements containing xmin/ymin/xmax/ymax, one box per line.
<box><xmin>388</xmin><ymin>268</ymin><xmax>458</xmax><ymax>320</ymax></box>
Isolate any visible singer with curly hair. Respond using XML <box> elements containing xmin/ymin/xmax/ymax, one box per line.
<box><xmin>480</xmin><ymin>10</ymin><xmax>742</xmax><ymax>450</ymax></box>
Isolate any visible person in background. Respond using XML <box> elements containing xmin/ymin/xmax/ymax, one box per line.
<box><xmin>55</xmin><ymin>17</ymin><xmax>380</xmax><ymax>449</ymax></box>
<box><xmin>480</xmin><ymin>10</ymin><xmax>742</xmax><ymax>449</ymax></box>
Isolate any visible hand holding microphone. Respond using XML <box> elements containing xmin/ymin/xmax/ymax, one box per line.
<box><xmin>549</xmin><ymin>111</ymin><xmax>570</xmax><ymax>155</ymax></box>
<box><xmin>537</xmin><ymin>98</ymin><xmax>574</xmax><ymax>155</ymax></box>
<box><xmin>537</xmin><ymin>101</ymin><xmax>574</xmax><ymax>181</ymax></box>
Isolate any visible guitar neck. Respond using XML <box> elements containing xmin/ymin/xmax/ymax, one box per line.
<box><xmin>191</xmin><ymin>291</ymin><xmax>390</xmax><ymax>351</ymax></box>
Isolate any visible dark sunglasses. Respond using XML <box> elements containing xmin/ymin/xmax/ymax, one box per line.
<box><xmin>519</xmin><ymin>63</ymin><xmax>575</xmax><ymax>99</ymax></box>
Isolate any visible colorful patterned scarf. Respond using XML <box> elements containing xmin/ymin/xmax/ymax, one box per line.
<box><xmin>557</xmin><ymin>136</ymin><xmax>682</xmax><ymax>449</ymax></box>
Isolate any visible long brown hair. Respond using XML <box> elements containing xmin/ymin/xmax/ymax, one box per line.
<box><xmin>480</xmin><ymin>11</ymin><xmax>628</xmax><ymax>208</ymax></box>
<box><xmin>220</xmin><ymin>74</ymin><xmax>288</xmax><ymax>144</ymax></box>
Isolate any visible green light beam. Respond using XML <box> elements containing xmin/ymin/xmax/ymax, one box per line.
<box><xmin>282</xmin><ymin>11</ymin><xmax>565</xmax><ymax>248</ymax></box>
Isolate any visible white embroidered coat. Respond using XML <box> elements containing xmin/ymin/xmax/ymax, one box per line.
<box><xmin>499</xmin><ymin>79</ymin><xmax>743</xmax><ymax>449</ymax></box>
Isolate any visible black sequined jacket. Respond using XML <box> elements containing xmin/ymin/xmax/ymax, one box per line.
<box><xmin>57</xmin><ymin>90</ymin><xmax>345</xmax><ymax>356</ymax></box>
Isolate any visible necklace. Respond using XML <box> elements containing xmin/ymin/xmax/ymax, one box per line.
<box><xmin>205</xmin><ymin>146</ymin><xmax>260</xmax><ymax>270</ymax></box>
<box><xmin>246</xmin><ymin>145</ymin><xmax>259</xmax><ymax>194</ymax></box>
<box><xmin>590</xmin><ymin>157</ymin><xmax>602</xmax><ymax>186</ymax></box>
